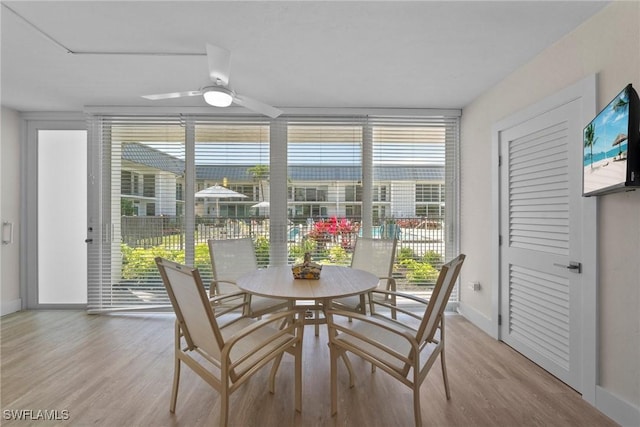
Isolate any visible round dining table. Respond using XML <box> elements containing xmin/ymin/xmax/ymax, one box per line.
<box><xmin>236</xmin><ymin>264</ymin><xmax>378</xmax><ymax>302</ymax></box>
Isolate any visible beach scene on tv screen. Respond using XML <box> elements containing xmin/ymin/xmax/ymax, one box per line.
<box><xmin>583</xmin><ymin>87</ymin><xmax>629</xmax><ymax>194</ymax></box>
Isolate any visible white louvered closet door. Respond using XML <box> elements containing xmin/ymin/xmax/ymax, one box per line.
<box><xmin>499</xmin><ymin>99</ymin><xmax>583</xmax><ymax>391</ymax></box>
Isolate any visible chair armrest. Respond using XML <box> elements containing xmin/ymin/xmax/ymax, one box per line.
<box><xmin>377</xmin><ymin>276</ymin><xmax>397</xmax><ymax>292</ymax></box>
<box><xmin>326</xmin><ymin>308</ymin><xmax>419</xmax><ymax>362</ymax></box>
<box><xmin>327</xmin><ymin>309</ymin><xmax>417</xmax><ymax>346</ymax></box>
<box><xmin>222</xmin><ymin>308</ymin><xmax>306</xmax><ymax>367</ymax></box>
<box><xmin>209</xmin><ymin>291</ymin><xmax>250</xmax><ymax>319</ymax></box>
<box><xmin>209</xmin><ymin>290</ymin><xmax>246</xmax><ymax>302</ymax></box>
<box><xmin>371</xmin><ymin>289</ymin><xmax>429</xmax><ymax>305</ymax></box>
<box><xmin>369</xmin><ymin>290</ymin><xmax>428</xmax><ymax>321</ymax></box>
<box><xmin>211</xmin><ymin>278</ymin><xmax>246</xmax><ymax>298</ymax></box>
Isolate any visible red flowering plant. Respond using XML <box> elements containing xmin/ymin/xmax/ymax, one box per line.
<box><xmin>307</xmin><ymin>217</ymin><xmax>356</xmax><ymax>250</ymax></box>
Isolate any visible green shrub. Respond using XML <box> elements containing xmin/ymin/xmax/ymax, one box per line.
<box><xmin>422</xmin><ymin>250</ymin><xmax>443</xmax><ymax>266</ymax></box>
<box><xmin>254</xmin><ymin>236</ymin><xmax>270</xmax><ymax>266</ymax></box>
<box><xmin>328</xmin><ymin>245</ymin><xmax>349</xmax><ymax>264</ymax></box>
<box><xmin>290</xmin><ymin>238</ymin><xmax>317</xmax><ymax>260</ymax></box>
<box><xmin>397</xmin><ymin>258</ymin><xmax>439</xmax><ymax>284</ymax></box>
<box><xmin>397</xmin><ymin>246</ymin><xmax>415</xmax><ymax>262</ymax></box>
<box><xmin>406</xmin><ymin>262</ymin><xmax>439</xmax><ymax>283</ymax></box>
<box><xmin>398</xmin><ymin>258</ymin><xmax>418</xmax><ymax>269</ymax></box>
<box><xmin>120</xmin><ymin>243</ymin><xmax>212</xmax><ymax>282</ymax></box>
<box><xmin>121</xmin><ymin>244</ymin><xmax>183</xmax><ymax>282</ymax></box>
<box><xmin>194</xmin><ymin>243</ymin><xmax>212</xmax><ymax>275</ymax></box>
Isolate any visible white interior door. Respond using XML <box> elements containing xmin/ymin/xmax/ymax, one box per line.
<box><xmin>499</xmin><ymin>99</ymin><xmax>585</xmax><ymax>391</ymax></box>
<box><xmin>37</xmin><ymin>130</ymin><xmax>88</xmax><ymax>304</ymax></box>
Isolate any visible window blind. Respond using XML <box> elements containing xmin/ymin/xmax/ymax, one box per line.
<box><xmin>369</xmin><ymin>116</ymin><xmax>460</xmax><ymax>303</ymax></box>
<box><xmin>193</xmin><ymin>117</ymin><xmax>271</xmax><ymax>270</ymax></box>
<box><xmin>87</xmin><ymin>112</ymin><xmax>460</xmax><ymax>312</ymax></box>
<box><xmin>286</xmin><ymin>117</ymin><xmax>363</xmax><ymax>266</ymax></box>
<box><xmin>87</xmin><ymin>115</ymin><xmax>185</xmax><ymax>312</ymax></box>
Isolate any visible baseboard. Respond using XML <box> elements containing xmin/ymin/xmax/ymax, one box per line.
<box><xmin>457</xmin><ymin>301</ymin><xmax>497</xmax><ymax>338</ymax></box>
<box><xmin>596</xmin><ymin>386</ymin><xmax>640</xmax><ymax>427</ymax></box>
<box><xmin>1</xmin><ymin>298</ymin><xmax>22</xmax><ymax>316</ymax></box>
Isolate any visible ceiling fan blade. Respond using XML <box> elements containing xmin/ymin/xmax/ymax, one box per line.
<box><xmin>234</xmin><ymin>94</ymin><xmax>282</xmax><ymax>118</ymax></box>
<box><xmin>142</xmin><ymin>90</ymin><xmax>202</xmax><ymax>100</ymax></box>
<box><xmin>206</xmin><ymin>43</ymin><xmax>231</xmax><ymax>86</ymax></box>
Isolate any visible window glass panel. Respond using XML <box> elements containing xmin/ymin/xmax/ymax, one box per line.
<box><xmin>371</xmin><ymin>118</ymin><xmax>454</xmax><ymax>301</ymax></box>
<box><xmin>89</xmin><ymin>118</ymin><xmax>186</xmax><ymax>311</ymax></box>
<box><xmin>194</xmin><ymin>121</ymin><xmax>271</xmax><ymax>268</ymax></box>
<box><xmin>287</xmin><ymin>121</ymin><xmax>362</xmax><ymax>264</ymax></box>
<box><xmin>88</xmin><ymin>113</ymin><xmax>459</xmax><ymax>312</ymax></box>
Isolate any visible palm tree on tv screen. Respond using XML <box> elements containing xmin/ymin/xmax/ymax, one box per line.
<box><xmin>612</xmin><ymin>95</ymin><xmax>629</xmax><ymax>113</ymax></box>
<box><xmin>584</xmin><ymin>122</ymin><xmax>598</xmax><ymax>168</ymax></box>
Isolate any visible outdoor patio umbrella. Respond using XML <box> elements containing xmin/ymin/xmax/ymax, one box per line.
<box><xmin>251</xmin><ymin>201</ymin><xmax>270</xmax><ymax>208</ymax></box>
<box><xmin>251</xmin><ymin>201</ymin><xmax>270</xmax><ymax>215</ymax></box>
<box><xmin>195</xmin><ymin>184</ymin><xmax>248</xmax><ymax>217</ymax></box>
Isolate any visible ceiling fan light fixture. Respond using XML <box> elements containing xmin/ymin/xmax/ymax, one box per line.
<box><xmin>203</xmin><ymin>86</ymin><xmax>234</xmax><ymax>107</ymax></box>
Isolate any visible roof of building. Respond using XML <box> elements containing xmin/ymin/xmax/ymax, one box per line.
<box><xmin>123</xmin><ymin>142</ymin><xmax>444</xmax><ymax>182</ymax></box>
<box><xmin>123</xmin><ymin>143</ymin><xmax>184</xmax><ymax>175</ymax></box>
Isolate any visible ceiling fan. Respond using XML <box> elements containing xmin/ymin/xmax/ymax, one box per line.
<box><xmin>142</xmin><ymin>44</ymin><xmax>282</xmax><ymax>118</ymax></box>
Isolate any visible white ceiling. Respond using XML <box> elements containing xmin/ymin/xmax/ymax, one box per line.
<box><xmin>1</xmin><ymin>1</ymin><xmax>609</xmax><ymax>113</ymax></box>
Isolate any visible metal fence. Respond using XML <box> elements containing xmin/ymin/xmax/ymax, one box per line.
<box><xmin>120</xmin><ymin>215</ymin><xmax>446</xmax><ymax>292</ymax></box>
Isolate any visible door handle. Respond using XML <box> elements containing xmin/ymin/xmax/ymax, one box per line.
<box><xmin>2</xmin><ymin>221</ymin><xmax>13</xmax><ymax>245</ymax></box>
<box><xmin>85</xmin><ymin>227</ymin><xmax>93</xmax><ymax>243</ymax></box>
<box><xmin>554</xmin><ymin>261</ymin><xmax>581</xmax><ymax>273</ymax></box>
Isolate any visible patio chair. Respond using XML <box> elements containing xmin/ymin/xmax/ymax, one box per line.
<box><xmin>208</xmin><ymin>237</ymin><xmax>291</xmax><ymax>317</ymax></box>
<box><xmin>155</xmin><ymin>257</ymin><xmax>304</xmax><ymax>427</ymax></box>
<box><xmin>315</xmin><ymin>237</ymin><xmax>398</xmax><ymax>335</ymax></box>
<box><xmin>335</xmin><ymin>237</ymin><xmax>398</xmax><ymax>311</ymax></box>
<box><xmin>326</xmin><ymin>253</ymin><xmax>465</xmax><ymax>427</ymax></box>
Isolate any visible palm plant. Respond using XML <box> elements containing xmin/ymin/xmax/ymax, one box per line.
<box><xmin>247</xmin><ymin>164</ymin><xmax>269</xmax><ymax>201</ymax></box>
<box><xmin>612</xmin><ymin>96</ymin><xmax>629</xmax><ymax>113</ymax></box>
<box><xmin>584</xmin><ymin>122</ymin><xmax>597</xmax><ymax>168</ymax></box>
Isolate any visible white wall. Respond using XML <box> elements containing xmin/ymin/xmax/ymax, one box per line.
<box><xmin>1</xmin><ymin>107</ymin><xmax>22</xmax><ymax>315</ymax></box>
<box><xmin>459</xmin><ymin>1</ymin><xmax>639</xmax><ymax>419</ymax></box>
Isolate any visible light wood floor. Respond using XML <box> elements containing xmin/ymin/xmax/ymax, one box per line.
<box><xmin>1</xmin><ymin>310</ymin><xmax>616</xmax><ymax>427</ymax></box>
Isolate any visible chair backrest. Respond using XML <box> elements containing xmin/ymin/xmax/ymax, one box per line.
<box><xmin>350</xmin><ymin>237</ymin><xmax>397</xmax><ymax>283</ymax></box>
<box><xmin>208</xmin><ymin>238</ymin><xmax>258</xmax><ymax>293</ymax></box>
<box><xmin>416</xmin><ymin>254</ymin><xmax>466</xmax><ymax>344</ymax></box>
<box><xmin>155</xmin><ymin>257</ymin><xmax>224</xmax><ymax>360</ymax></box>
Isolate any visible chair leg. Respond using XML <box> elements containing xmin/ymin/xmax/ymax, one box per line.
<box><xmin>315</xmin><ymin>308</ymin><xmax>320</xmax><ymax>337</ymax></box>
<box><xmin>440</xmin><ymin>349</ymin><xmax>451</xmax><ymax>400</ymax></box>
<box><xmin>340</xmin><ymin>352</ymin><xmax>356</xmax><ymax>388</ymax></box>
<box><xmin>268</xmin><ymin>353</ymin><xmax>284</xmax><ymax>394</ymax></box>
<box><xmin>169</xmin><ymin>357</ymin><xmax>181</xmax><ymax>413</ymax></box>
<box><xmin>391</xmin><ymin>293</ymin><xmax>397</xmax><ymax>320</ymax></box>
<box><xmin>295</xmin><ymin>341</ymin><xmax>303</xmax><ymax>413</ymax></box>
<box><xmin>439</xmin><ymin>317</ymin><xmax>451</xmax><ymax>399</ymax></box>
<box><xmin>220</xmin><ymin>377</ymin><xmax>230</xmax><ymax>427</ymax></box>
<box><xmin>329</xmin><ymin>344</ymin><xmax>339</xmax><ymax>416</ymax></box>
<box><xmin>413</xmin><ymin>384</ymin><xmax>422</xmax><ymax>427</ymax></box>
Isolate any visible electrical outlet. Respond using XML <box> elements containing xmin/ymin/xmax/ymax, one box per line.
<box><xmin>468</xmin><ymin>281</ymin><xmax>481</xmax><ymax>291</ymax></box>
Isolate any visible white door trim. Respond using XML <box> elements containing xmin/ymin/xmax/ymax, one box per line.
<box><xmin>491</xmin><ymin>75</ymin><xmax>597</xmax><ymax>403</ymax></box>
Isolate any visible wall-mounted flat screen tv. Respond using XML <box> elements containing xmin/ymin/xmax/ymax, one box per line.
<box><xmin>583</xmin><ymin>84</ymin><xmax>640</xmax><ymax>196</ymax></box>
